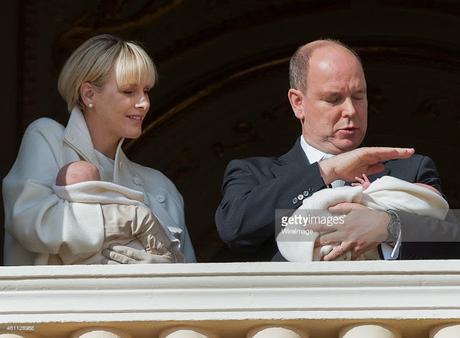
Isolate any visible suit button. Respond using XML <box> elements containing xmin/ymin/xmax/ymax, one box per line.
<box><xmin>303</xmin><ymin>190</ymin><xmax>309</xmax><ymax>197</ymax></box>
<box><xmin>156</xmin><ymin>194</ymin><xmax>166</xmax><ymax>203</ymax></box>
<box><xmin>297</xmin><ymin>194</ymin><xmax>304</xmax><ymax>201</ymax></box>
<box><xmin>292</xmin><ymin>197</ymin><xmax>298</xmax><ymax>204</ymax></box>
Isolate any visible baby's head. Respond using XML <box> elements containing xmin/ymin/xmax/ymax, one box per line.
<box><xmin>56</xmin><ymin>161</ymin><xmax>100</xmax><ymax>186</ymax></box>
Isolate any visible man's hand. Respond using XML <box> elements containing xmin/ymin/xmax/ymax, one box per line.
<box><xmin>319</xmin><ymin>147</ymin><xmax>414</xmax><ymax>185</ymax></box>
<box><xmin>310</xmin><ymin>202</ymin><xmax>390</xmax><ymax>261</ymax></box>
<box><xmin>101</xmin><ymin>245</ymin><xmax>174</xmax><ymax>264</ymax></box>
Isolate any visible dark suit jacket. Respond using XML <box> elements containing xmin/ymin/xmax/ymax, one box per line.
<box><xmin>215</xmin><ymin>138</ymin><xmax>460</xmax><ymax>260</ymax></box>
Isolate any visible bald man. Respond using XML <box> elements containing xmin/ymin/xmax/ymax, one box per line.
<box><xmin>215</xmin><ymin>39</ymin><xmax>460</xmax><ymax>261</ymax></box>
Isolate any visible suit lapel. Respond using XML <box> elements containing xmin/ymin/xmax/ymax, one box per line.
<box><xmin>271</xmin><ymin>138</ymin><xmax>309</xmax><ymax>177</ymax></box>
<box><xmin>367</xmin><ymin>165</ymin><xmax>391</xmax><ymax>182</ymax></box>
<box><xmin>343</xmin><ymin>166</ymin><xmax>390</xmax><ymax>186</ymax></box>
<box><xmin>270</xmin><ymin>139</ymin><xmax>392</xmax><ymax>182</ymax></box>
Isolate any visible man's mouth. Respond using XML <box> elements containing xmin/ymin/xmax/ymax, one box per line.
<box><xmin>337</xmin><ymin>126</ymin><xmax>358</xmax><ymax>135</ymax></box>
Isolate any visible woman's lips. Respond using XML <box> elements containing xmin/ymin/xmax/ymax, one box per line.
<box><xmin>126</xmin><ymin>115</ymin><xmax>144</xmax><ymax>124</ymax></box>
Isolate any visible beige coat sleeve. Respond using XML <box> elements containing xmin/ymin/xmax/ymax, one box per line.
<box><xmin>2</xmin><ymin>119</ymin><xmax>104</xmax><ymax>262</ymax></box>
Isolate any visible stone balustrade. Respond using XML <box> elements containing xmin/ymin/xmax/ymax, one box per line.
<box><xmin>1</xmin><ymin>261</ymin><xmax>460</xmax><ymax>337</ymax></box>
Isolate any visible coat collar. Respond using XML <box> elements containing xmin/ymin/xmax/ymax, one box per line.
<box><xmin>63</xmin><ymin>106</ymin><xmax>126</xmax><ymax>174</ymax></box>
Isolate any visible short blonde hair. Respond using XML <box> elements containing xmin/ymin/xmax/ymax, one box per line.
<box><xmin>58</xmin><ymin>34</ymin><xmax>157</xmax><ymax>111</ymax></box>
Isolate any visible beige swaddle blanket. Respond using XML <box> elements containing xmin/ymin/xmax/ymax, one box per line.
<box><xmin>35</xmin><ymin>181</ymin><xmax>184</xmax><ymax>264</ymax></box>
<box><xmin>277</xmin><ymin>176</ymin><xmax>449</xmax><ymax>262</ymax></box>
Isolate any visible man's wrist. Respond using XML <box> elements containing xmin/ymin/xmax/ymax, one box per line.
<box><xmin>385</xmin><ymin>209</ymin><xmax>401</xmax><ymax>243</ymax></box>
<box><xmin>318</xmin><ymin>159</ymin><xmax>335</xmax><ymax>185</ymax></box>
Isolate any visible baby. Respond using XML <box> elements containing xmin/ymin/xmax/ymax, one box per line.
<box><xmin>277</xmin><ymin>174</ymin><xmax>450</xmax><ymax>262</ymax></box>
<box><xmin>44</xmin><ymin>160</ymin><xmax>184</xmax><ymax>265</ymax></box>
<box><xmin>353</xmin><ymin>173</ymin><xmax>442</xmax><ymax>195</ymax></box>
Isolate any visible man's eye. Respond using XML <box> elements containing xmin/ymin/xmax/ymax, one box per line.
<box><xmin>325</xmin><ymin>96</ymin><xmax>340</xmax><ymax>104</ymax></box>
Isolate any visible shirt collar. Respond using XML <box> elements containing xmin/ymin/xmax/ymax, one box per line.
<box><xmin>300</xmin><ymin>135</ymin><xmax>330</xmax><ymax>164</ymax></box>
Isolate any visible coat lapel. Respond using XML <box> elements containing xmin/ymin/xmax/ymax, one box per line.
<box><xmin>63</xmin><ymin>107</ymin><xmax>99</xmax><ymax>165</ymax></box>
<box><xmin>63</xmin><ymin>107</ymin><xmax>135</xmax><ymax>188</ymax></box>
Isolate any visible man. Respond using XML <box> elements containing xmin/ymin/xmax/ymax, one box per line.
<box><xmin>215</xmin><ymin>39</ymin><xmax>460</xmax><ymax>261</ymax></box>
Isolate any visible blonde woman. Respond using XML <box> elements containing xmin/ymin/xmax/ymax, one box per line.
<box><xmin>3</xmin><ymin>34</ymin><xmax>195</xmax><ymax>265</ymax></box>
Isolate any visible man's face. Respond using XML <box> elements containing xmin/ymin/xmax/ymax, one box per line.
<box><xmin>298</xmin><ymin>46</ymin><xmax>368</xmax><ymax>154</ymax></box>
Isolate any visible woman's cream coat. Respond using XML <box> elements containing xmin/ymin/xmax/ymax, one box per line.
<box><xmin>2</xmin><ymin>107</ymin><xmax>195</xmax><ymax>265</ymax></box>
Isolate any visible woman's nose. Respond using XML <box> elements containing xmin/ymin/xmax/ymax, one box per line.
<box><xmin>135</xmin><ymin>93</ymin><xmax>149</xmax><ymax>110</ymax></box>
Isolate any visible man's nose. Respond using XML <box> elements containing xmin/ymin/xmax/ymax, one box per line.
<box><xmin>341</xmin><ymin>97</ymin><xmax>356</xmax><ymax>117</ymax></box>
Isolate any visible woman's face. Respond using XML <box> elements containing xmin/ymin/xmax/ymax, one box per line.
<box><xmin>89</xmin><ymin>68</ymin><xmax>151</xmax><ymax>145</ymax></box>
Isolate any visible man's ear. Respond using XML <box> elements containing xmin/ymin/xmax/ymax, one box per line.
<box><xmin>288</xmin><ymin>88</ymin><xmax>305</xmax><ymax>121</ymax></box>
<box><xmin>80</xmin><ymin>82</ymin><xmax>95</xmax><ymax>108</ymax></box>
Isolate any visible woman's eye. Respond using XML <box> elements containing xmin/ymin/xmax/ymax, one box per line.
<box><xmin>123</xmin><ymin>90</ymin><xmax>134</xmax><ymax>95</ymax></box>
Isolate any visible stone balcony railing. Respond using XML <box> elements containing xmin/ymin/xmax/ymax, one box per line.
<box><xmin>1</xmin><ymin>261</ymin><xmax>460</xmax><ymax>337</ymax></box>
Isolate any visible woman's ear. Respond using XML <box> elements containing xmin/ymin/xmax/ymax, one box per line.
<box><xmin>80</xmin><ymin>82</ymin><xmax>95</xmax><ymax>109</ymax></box>
<box><xmin>288</xmin><ymin>88</ymin><xmax>306</xmax><ymax>121</ymax></box>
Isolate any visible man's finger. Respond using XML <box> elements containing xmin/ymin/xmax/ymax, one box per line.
<box><xmin>365</xmin><ymin>163</ymin><xmax>385</xmax><ymax>176</ymax></box>
<box><xmin>329</xmin><ymin>202</ymin><xmax>367</xmax><ymax>214</ymax></box>
<box><xmin>318</xmin><ymin>231</ymin><xmax>342</xmax><ymax>245</ymax></box>
<box><xmin>328</xmin><ymin>203</ymin><xmax>353</xmax><ymax>214</ymax></box>
<box><xmin>323</xmin><ymin>242</ymin><xmax>354</xmax><ymax>261</ymax></box>
<box><xmin>296</xmin><ymin>223</ymin><xmax>335</xmax><ymax>233</ymax></box>
<box><xmin>369</xmin><ymin>147</ymin><xmax>414</xmax><ymax>162</ymax></box>
<box><xmin>351</xmin><ymin>242</ymin><xmax>379</xmax><ymax>259</ymax></box>
<box><xmin>363</xmin><ymin>146</ymin><xmax>413</xmax><ymax>156</ymax></box>
<box><xmin>385</xmin><ymin>147</ymin><xmax>414</xmax><ymax>159</ymax></box>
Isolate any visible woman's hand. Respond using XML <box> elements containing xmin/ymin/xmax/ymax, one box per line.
<box><xmin>102</xmin><ymin>245</ymin><xmax>174</xmax><ymax>264</ymax></box>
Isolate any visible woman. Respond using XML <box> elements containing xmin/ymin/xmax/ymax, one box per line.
<box><xmin>3</xmin><ymin>34</ymin><xmax>195</xmax><ymax>265</ymax></box>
